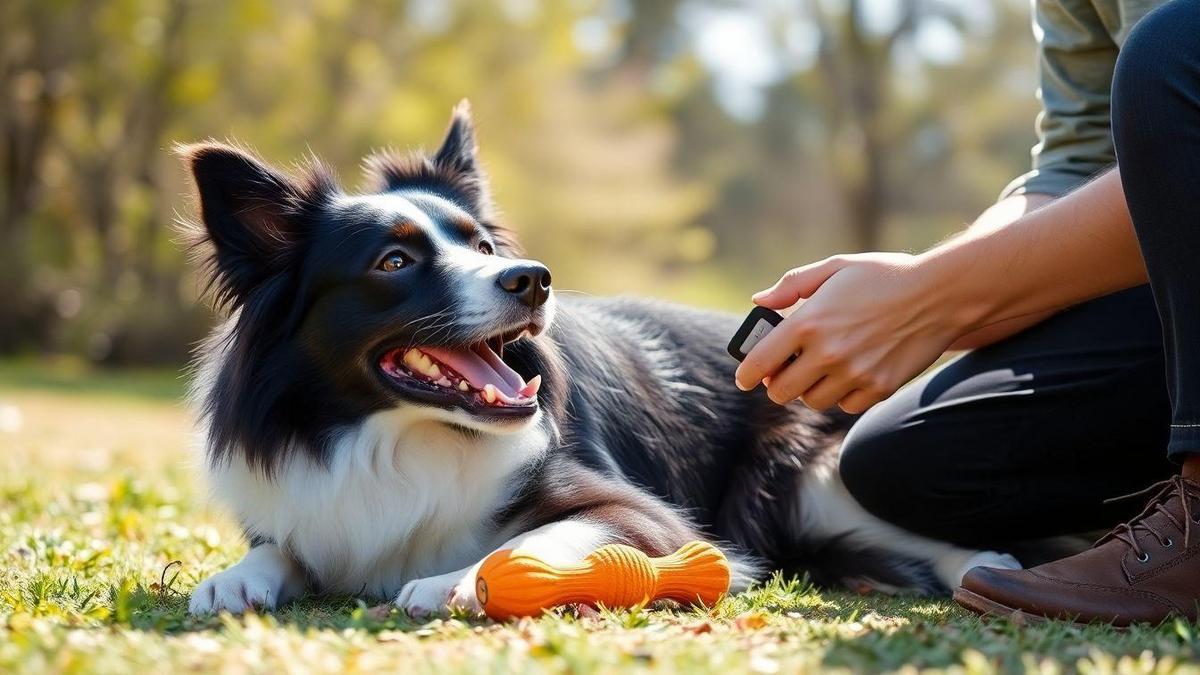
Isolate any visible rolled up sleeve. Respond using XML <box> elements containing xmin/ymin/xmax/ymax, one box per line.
<box><xmin>1001</xmin><ymin>0</ymin><xmax>1119</xmax><ymax>199</ymax></box>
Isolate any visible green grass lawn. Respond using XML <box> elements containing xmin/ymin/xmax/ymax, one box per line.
<box><xmin>2</xmin><ymin>362</ymin><xmax>1199</xmax><ymax>674</ymax></box>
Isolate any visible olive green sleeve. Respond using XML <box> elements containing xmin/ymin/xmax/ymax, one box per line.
<box><xmin>1001</xmin><ymin>0</ymin><xmax>1119</xmax><ymax>199</ymax></box>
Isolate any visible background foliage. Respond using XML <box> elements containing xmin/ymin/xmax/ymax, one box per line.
<box><xmin>2</xmin><ymin>0</ymin><xmax>1040</xmax><ymax>365</ymax></box>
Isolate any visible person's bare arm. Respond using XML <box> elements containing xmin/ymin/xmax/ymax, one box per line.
<box><xmin>734</xmin><ymin>168</ymin><xmax>1146</xmax><ymax>413</ymax></box>
<box><xmin>946</xmin><ymin>192</ymin><xmax>1055</xmax><ymax>350</ymax></box>
<box><xmin>932</xmin><ymin>169</ymin><xmax>1143</xmax><ymax>325</ymax></box>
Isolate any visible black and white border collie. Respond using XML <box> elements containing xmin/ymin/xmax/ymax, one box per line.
<box><xmin>183</xmin><ymin>101</ymin><xmax>1017</xmax><ymax>616</ymax></box>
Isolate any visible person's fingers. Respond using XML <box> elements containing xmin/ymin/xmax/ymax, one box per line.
<box><xmin>761</xmin><ymin>355</ymin><xmax>824</xmax><ymax>405</ymax></box>
<box><xmin>799</xmin><ymin>375</ymin><xmax>856</xmax><ymax>412</ymax></box>
<box><xmin>837</xmin><ymin>388</ymin><xmax>885</xmax><ymax>414</ymax></box>
<box><xmin>751</xmin><ymin>256</ymin><xmax>848</xmax><ymax>310</ymax></box>
<box><xmin>735</xmin><ymin>313</ymin><xmax>810</xmax><ymax>390</ymax></box>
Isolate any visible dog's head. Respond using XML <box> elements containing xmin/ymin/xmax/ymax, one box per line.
<box><xmin>183</xmin><ymin>101</ymin><xmax>556</xmax><ymax>468</ymax></box>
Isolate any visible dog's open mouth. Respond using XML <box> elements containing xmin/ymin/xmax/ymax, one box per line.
<box><xmin>378</xmin><ymin>335</ymin><xmax>541</xmax><ymax>417</ymax></box>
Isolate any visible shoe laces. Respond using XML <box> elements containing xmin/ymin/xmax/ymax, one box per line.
<box><xmin>1099</xmin><ymin>476</ymin><xmax>1200</xmax><ymax>563</ymax></box>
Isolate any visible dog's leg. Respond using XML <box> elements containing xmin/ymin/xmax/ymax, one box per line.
<box><xmin>395</xmin><ymin>519</ymin><xmax>613</xmax><ymax>617</ymax></box>
<box><xmin>795</xmin><ymin>461</ymin><xmax>1020</xmax><ymax>592</ymax></box>
<box><xmin>188</xmin><ymin>542</ymin><xmax>307</xmax><ymax>614</ymax></box>
<box><xmin>396</xmin><ymin>459</ymin><xmax>759</xmax><ymax>617</ymax></box>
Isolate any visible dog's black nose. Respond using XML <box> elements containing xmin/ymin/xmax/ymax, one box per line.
<box><xmin>497</xmin><ymin>263</ymin><xmax>552</xmax><ymax>309</ymax></box>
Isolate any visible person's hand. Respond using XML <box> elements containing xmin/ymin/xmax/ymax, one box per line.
<box><xmin>734</xmin><ymin>252</ymin><xmax>972</xmax><ymax>413</ymax></box>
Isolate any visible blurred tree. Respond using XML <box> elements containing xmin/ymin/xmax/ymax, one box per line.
<box><xmin>606</xmin><ymin>0</ymin><xmax>1037</xmax><ymax>285</ymax></box>
<box><xmin>0</xmin><ymin>0</ymin><xmax>1040</xmax><ymax>365</ymax></box>
<box><xmin>1</xmin><ymin>0</ymin><xmax>91</xmax><ymax>349</ymax></box>
<box><xmin>808</xmin><ymin>0</ymin><xmax>917</xmax><ymax>252</ymax></box>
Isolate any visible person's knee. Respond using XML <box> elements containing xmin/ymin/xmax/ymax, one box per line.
<box><xmin>837</xmin><ymin>410</ymin><xmax>922</xmax><ymax>519</ymax></box>
<box><xmin>839</xmin><ymin>423</ymin><xmax>982</xmax><ymax>543</ymax></box>
<box><xmin>1114</xmin><ymin>2</ymin><xmax>1200</xmax><ymax>105</ymax></box>
<box><xmin>838</xmin><ymin>402</ymin><xmax>983</xmax><ymax>541</ymax></box>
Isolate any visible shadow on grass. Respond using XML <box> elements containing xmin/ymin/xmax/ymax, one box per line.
<box><xmin>817</xmin><ymin>597</ymin><xmax>1200</xmax><ymax>672</ymax></box>
<box><xmin>109</xmin><ymin>569</ymin><xmax>1200</xmax><ymax>672</ymax></box>
<box><xmin>113</xmin><ymin>576</ymin><xmax>485</xmax><ymax>635</ymax></box>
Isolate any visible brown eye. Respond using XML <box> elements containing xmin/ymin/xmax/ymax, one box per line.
<box><xmin>478</xmin><ymin>241</ymin><xmax>494</xmax><ymax>255</ymax></box>
<box><xmin>377</xmin><ymin>251</ymin><xmax>409</xmax><ymax>272</ymax></box>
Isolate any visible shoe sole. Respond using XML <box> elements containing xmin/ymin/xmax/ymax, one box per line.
<box><xmin>952</xmin><ymin>587</ymin><xmax>1051</xmax><ymax>627</ymax></box>
<box><xmin>953</xmin><ymin>587</ymin><xmax>1148</xmax><ymax>629</ymax></box>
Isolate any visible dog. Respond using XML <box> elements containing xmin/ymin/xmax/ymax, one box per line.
<box><xmin>182</xmin><ymin>101</ymin><xmax>1018</xmax><ymax>616</ymax></box>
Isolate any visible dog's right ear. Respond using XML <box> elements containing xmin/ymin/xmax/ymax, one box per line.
<box><xmin>432</xmin><ymin>99</ymin><xmax>479</xmax><ymax>176</ymax></box>
<box><xmin>179</xmin><ymin>142</ymin><xmax>329</xmax><ymax>307</ymax></box>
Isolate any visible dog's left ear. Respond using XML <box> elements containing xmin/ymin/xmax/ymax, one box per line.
<box><xmin>179</xmin><ymin>141</ymin><xmax>336</xmax><ymax>309</ymax></box>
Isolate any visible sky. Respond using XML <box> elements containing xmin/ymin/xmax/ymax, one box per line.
<box><xmin>585</xmin><ymin>0</ymin><xmax>1008</xmax><ymax>121</ymax></box>
<box><xmin>407</xmin><ymin>0</ymin><xmax>1017</xmax><ymax>123</ymax></box>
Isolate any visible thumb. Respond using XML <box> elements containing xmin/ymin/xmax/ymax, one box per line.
<box><xmin>752</xmin><ymin>257</ymin><xmax>848</xmax><ymax>309</ymax></box>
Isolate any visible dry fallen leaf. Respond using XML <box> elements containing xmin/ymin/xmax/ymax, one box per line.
<box><xmin>735</xmin><ymin>612</ymin><xmax>768</xmax><ymax>631</ymax></box>
<box><xmin>366</xmin><ymin>603</ymin><xmax>394</xmax><ymax>621</ymax></box>
<box><xmin>573</xmin><ymin>603</ymin><xmax>601</xmax><ymax>619</ymax></box>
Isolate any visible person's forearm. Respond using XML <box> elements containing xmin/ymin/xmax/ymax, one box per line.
<box><xmin>969</xmin><ymin>192</ymin><xmax>1055</xmax><ymax>233</ymax></box>
<box><xmin>921</xmin><ymin>169</ymin><xmax>1146</xmax><ymax>333</ymax></box>
<box><xmin>947</xmin><ymin>193</ymin><xmax>1055</xmax><ymax>350</ymax></box>
<box><xmin>735</xmin><ymin>167</ymin><xmax>1146</xmax><ymax>414</ymax></box>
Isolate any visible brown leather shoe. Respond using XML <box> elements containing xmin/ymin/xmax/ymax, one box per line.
<box><xmin>954</xmin><ymin>476</ymin><xmax>1200</xmax><ymax>626</ymax></box>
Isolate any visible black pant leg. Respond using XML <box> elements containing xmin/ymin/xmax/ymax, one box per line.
<box><xmin>839</xmin><ymin>286</ymin><xmax>1172</xmax><ymax>549</ymax></box>
<box><xmin>1111</xmin><ymin>0</ymin><xmax>1200</xmax><ymax>459</ymax></box>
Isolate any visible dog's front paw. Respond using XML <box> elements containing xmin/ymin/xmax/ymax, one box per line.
<box><xmin>948</xmin><ymin>550</ymin><xmax>1022</xmax><ymax>589</ymax></box>
<box><xmin>189</xmin><ymin>567</ymin><xmax>281</xmax><ymax>615</ymax></box>
<box><xmin>396</xmin><ymin>570</ymin><xmax>479</xmax><ymax>618</ymax></box>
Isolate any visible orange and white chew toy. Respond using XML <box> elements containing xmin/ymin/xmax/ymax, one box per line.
<box><xmin>474</xmin><ymin>540</ymin><xmax>731</xmax><ymax>620</ymax></box>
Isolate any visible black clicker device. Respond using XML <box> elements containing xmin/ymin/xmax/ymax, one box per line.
<box><xmin>727</xmin><ymin>306</ymin><xmax>786</xmax><ymax>362</ymax></box>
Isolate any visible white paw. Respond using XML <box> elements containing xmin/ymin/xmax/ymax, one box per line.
<box><xmin>953</xmin><ymin>550</ymin><xmax>1021</xmax><ymax>586</ymax></box>
<box><xmin>189</xmin><ymin>566</ymin><xmax>282</xmax><ymax>615</ymax></box>
<box><xmin>395</xmin><ymin>570</ymin><xmax>479</xmax><ymax>618</ymax></box>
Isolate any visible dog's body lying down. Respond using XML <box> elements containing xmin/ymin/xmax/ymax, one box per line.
<box><xmin>183</xmin><ymin>103</ymin><xmax>1017</xmax><ymax>616</ymax></box>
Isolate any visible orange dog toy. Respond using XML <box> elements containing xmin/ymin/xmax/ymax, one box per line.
<box><xmin>475</xmin><ymin>540</ymin><xmax>730</xmax><ymax>620</ymax></box>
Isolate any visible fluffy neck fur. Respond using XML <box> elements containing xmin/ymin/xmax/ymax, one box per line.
<box><xmin>191</xmin><ymin>324</ymin><xmax>552</xmax><ymax>596</ymax></box>
<box><xmin>203</xmin><ymin>409</ymin><xmax>550</xmax><ymax>598</ymax></box>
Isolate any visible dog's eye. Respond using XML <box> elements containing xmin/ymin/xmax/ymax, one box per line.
<box><xmin>377</xmin><ymin>251</ymin><xmax>410</xmax><ymax>272</ymax></box>
<box><xmin>478</xmin><ymin>241</ymin><xmax>494</xmax><ymax>255</ymax></box>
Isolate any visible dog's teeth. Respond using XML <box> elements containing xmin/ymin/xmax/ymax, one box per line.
<box><xmin>458</xmin><ymin>380</ymin><xmax>470</xmax><ymax>392</ymax></box>
<box><xmin>435</xmin><ymin>377</ymin><xmax>451</xmax><ymax>387</ymax></box>
<box><xmin>519</xmin><ymin>375</ymin><xmax>542</xmax><ymax>398</ymax></box>
<box><xmin>403</xmin><ymin>349</ymin><xmax>422</xmax><ymax>369</ymax></box>
<box><xmin>413</xmin><ymin>353</ymin><xmax>437</xmax><ymax>378</ymax></box>
<box><xmin>483</xmin><ymin>384</ymin><xmax>498</xmax><ymax>404</ymax></box>
<box><xmin>401</xmin><ymin>349</ymin><xmax>445</xmax><ymax>380</ymax></box>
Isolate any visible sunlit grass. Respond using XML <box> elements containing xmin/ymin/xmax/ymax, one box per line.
<box><xmin>2</xmin><ymin>361</ymin><xmax>1199</xmax><ymax>673</ymax></box>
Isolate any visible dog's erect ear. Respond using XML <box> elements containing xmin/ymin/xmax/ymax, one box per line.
<box><xmin>179</xmin><ymin>142</ymin><xmax>333</xmax><ymax>307</ymax></box>
<box><xmin>433</xmin><ymin>99</ymin><xmax>479</xmax><ymax>174</ymax></box>
<box><xmin>362</xmin><ymin>99</ymin><xmax>496</xmax><ymax>220</ymax></box>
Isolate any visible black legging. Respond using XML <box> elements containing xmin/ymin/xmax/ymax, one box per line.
<box><xmin>838</xmin><ymin>0</ymin><xmax>1200</xmax><ymax>550</ymax></box>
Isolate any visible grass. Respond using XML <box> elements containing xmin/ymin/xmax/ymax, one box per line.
<box><xmin>2</xmin><ymin>362</ymin><xmax>1200</xmax><ymax>673</ymax></box>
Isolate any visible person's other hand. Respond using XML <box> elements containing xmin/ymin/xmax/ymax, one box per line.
<box><xmin>734</xmin><ymin>252</ymin><xmax>971</xmax><ymax>413</ymax></box>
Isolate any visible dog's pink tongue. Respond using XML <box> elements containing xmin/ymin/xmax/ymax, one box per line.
<box><xmin>422</xmin><ymin>344</ymin><xmax>526</xmax><ymax>397</ymax></box>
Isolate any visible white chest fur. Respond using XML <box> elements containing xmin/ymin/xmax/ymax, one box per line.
<box><xmin>205</xmin><ymin>408</ymin><xmax>549</xmax><ymax>598</ymax></box>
